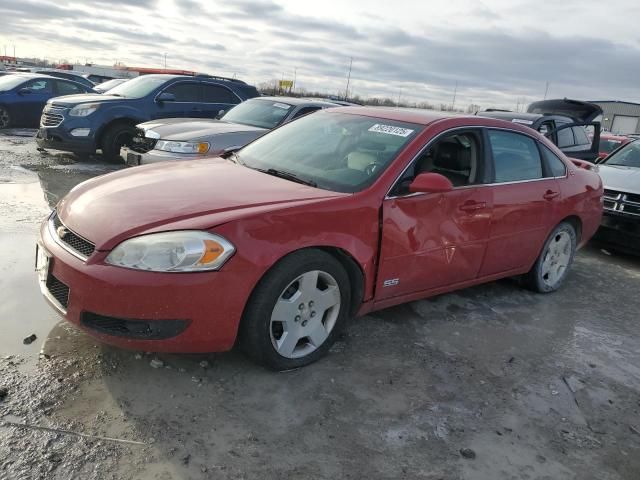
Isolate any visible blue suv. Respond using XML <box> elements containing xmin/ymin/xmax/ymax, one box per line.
<box><xmin>36</xmin><ymin>74</ymin><xmax>259</xmax><ymax>161</ymax></box>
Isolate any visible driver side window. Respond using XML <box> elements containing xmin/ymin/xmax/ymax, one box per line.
<box><xmin>392</xmin><ymin>130</ymin><xmax>483</xmax><ymax>196</ymax></box>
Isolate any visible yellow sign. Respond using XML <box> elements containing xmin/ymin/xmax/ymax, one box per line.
<box><xmin>279</xmin><ymin>80</ymin><xmax>293</xmax><ymax>89</ymax></box>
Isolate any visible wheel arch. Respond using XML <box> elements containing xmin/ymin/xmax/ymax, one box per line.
<box><xmin>243</xmin><ymin>245</ymin><xmax>366</xmax><ymax>323</ymax></box>
<box><xmin>559</xmin><ymin>215</ymin><xmax>583</xmax><ymax>243</ymax></box>
<box><xmin>96</xmin><ymin>117</ymin><xmax>141</xmax><ymax>149</ymax></box>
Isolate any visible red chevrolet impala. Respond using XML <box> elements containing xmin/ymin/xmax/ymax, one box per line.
<box><xmin>36</xmin><ymin>108</ymin><xmax>603</xmax><ymax>370</ymax></box>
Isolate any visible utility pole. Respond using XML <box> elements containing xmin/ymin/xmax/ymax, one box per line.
<box><xmin>163</xmin><ymin>52</ymin><xmax>167</xmax><ymax>70</ymax></box>
<box><xmin>544</xmin><ymin>81</ymin><xmax>550</xmax><ymax>100</ymax></box>
<box><xmin>451</xmin><ymin>81</ymin><xmax>458</xmax><ymax>111</ymax></box>
<box><xmin>293</xmin><ymin>67</ymin><xmax>297</xmax><ymax>94</ymax></box>
<box><xmin>397</xmin><ymin>88</ymin><xmax>402</xmax><ymax>107</ymax></box>
<box><xmin>344</xmin><ymin>57</ymin><xmax>353</xmax><ymax>101</ymax></box>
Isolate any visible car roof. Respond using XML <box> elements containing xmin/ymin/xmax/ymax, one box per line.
<box><xmin>480</xmin><ymin>111</ymin><xmax>543</xmax><ymax>122</ymax></box>
<box><xmin>255</xmin><ymin>96</ymin><xmax>338</xmax><ymax>107</ymax></box>
<box><xmin>600</xmin><ymin>133</ymin><xmax>630</xmax><ymax>141</ymax></box>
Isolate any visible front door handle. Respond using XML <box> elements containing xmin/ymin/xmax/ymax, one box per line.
<box><xmin>543</xmin><ymin>190</ymin><xmax>560</xmax><ymax>200</ymax></box>
<box><xmin>459</xmin><ymin>201</ymin><xmax>487</xmax><ymax>212</ymax></box>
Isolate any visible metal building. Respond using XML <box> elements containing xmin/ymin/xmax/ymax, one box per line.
<box><xmin>590</xmin><ymin>100</ymin><xmax>640</xmax><ymax>134</ymax></box>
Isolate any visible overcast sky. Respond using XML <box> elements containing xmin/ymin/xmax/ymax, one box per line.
<box><xmin>1</xmin><ymin>0</ymin><xmax>639</xmax><ymax>108</ymax></box>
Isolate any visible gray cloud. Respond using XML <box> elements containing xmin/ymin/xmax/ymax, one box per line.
<box><xmin>4</xmin><ymin>0</ymin><xmax>640</xmax><ymax>108</ymax></box>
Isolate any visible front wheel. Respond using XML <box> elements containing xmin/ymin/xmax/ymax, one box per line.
<box><xmin>239</xmin><ymin>250</ymin><xmax>351</xmax><ymax>370</ymax></box>
<box><xmin>0</xmin><ymin>106</ymin><xmax>11</xmax><ymax>129</ymax></box>
<box><xmin>100</xmin><ymin>123</ymin><xmax>136</xmax><ymax>163</ymax></box>
<box><xmin>523</xmin><ymin>222</ymin><xmax>577</xmax><ymax>293</ymax></box>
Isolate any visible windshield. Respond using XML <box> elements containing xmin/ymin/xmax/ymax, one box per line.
<box><xmin>221</xmin><ymin>99</ymin><xmax>293</xmax><ymax>129</ymax></box>
<box><xmin>602</xmin><ymin>140</ymin><xmax>640</xmax><ymax>167</ymax></box>
<box><xmin>105</xmin><ymin>75</ymin><xmax>168</xmax><ymax>98</ymax></box>
<box><xmin>600</xmin><ymin>138</ymin><xmax>625</xmax><ymax>154</ymax></box>
<box><xmin>236</xmin><ymin>111</ymin><xmax>422</xmax><ymax>193</ymax></box>
<box><xmin>0</xmin><ymin>75</ymin><xmax>27</xmax><ymax>92</ymax></box>
<box><xmin>96</xmin><ymin>79</ymin><xmax>126</xmax><ymax>92</ymax></box>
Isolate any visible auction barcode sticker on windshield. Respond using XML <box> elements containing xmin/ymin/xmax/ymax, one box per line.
<box><xmin>368</xmin><ymin>124</ymin><xmax>414</xmax><ymax>137</ymax></box>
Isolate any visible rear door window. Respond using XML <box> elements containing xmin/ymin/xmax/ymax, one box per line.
<box><xmin>201</xmin><ymin>84</ymin><xmax>240</xmax><ymax>104</ymax></box>
<box><xmin>163</xmin><ymin>82</ymin><xmax>201</xmax><ymax>102</ymax></box>
<box><xmin>488</xmin><ymin>130</ymin><xmax>543</xmax><ymax>182</ymax></box>
<box><xmin>55</xmin><ymin>80</ymin><xmax>83</xmax><ymax>95</ymax></box>
<box><xmin>572</xmin><ymin>127</ymin><xmax>591</xmax><ymax>146</ymax></box>
<box><xmin>557</xmin><ymin>127</ymin><xmax>575</xmax><ymax>148</ymax></box>
<box><xmin>290</xmin><ymin>106</ymin><xmax>322</xmax><ymax>120</ymax></box>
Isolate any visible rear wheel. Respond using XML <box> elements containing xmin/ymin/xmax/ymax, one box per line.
<box><xmin>101</xmin><ymin>123</ymin><xmax>136</xmax><ymax>163</ymax></box>
<box><xmin>523</xmin><ymin>222</ymin><xmax>577</xmax><ymax>293</ymax></box>
<box><xmin>239</xmin><ymin>250</ymin><xmax>351</xmax><ymax>370</ymax></box>
<box><xmin>0</xmin><ymin>106</ymin><xmax>11</xmax><ymax>129</ymax></box>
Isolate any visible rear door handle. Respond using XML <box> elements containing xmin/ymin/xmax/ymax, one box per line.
<box><xmin>459</xmin><ymin>201</ymin><xmax>487</xmax><ymax>212</ymax></box>
<box><xmin>543</xmin><ymin>190</ymin><xmax>560</xmax><ymax>200</ymax></box>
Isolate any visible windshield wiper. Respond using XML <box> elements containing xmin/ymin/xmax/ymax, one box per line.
<box><xmin>257</xmin><ymin>168</ymin><xmax>317</xmax><ymax>187</ymax></box>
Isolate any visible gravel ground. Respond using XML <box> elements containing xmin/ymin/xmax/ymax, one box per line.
<box><xmin>0</xmin><ymin>130</ymin><xmax>639</xmax><ymax>480</ymax></box>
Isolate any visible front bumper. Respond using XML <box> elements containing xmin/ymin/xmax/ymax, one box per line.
<box><xmin>38</xmin><ymin>218</ymin><xmax>255</xmax><ymax>353</ymax></box>
<box><xmin>36</xmin><ymin>123</ymin><xmax>97</xmax><ymax>154</ymax></box>
<box><xmin>594</xmin><ymin>211</ymin><xmax>640</xmax><ymax>253</ymax></box>
<box><xmin>121</xmin><ymin>146</ymin><xmax>215</xmax><ymax>166</ymax></box>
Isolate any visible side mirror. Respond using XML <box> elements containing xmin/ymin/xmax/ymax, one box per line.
<box><xmin>156</xmin><ymin>92</ymin><xmax>176</xmax><ymax>103</ymax></box>
<box><xmin>409</xmin><ymin>172</ymin><xmax>453</xmax><ymax>194</ymax></box>
<box><xmin>215</xmin><ymin>109</ymin><xmax>226</xmax><ymax>119</ymax></box>
<box><xmin>17</xmin><ymin>88</ymin><xmax>32</xmax><ymax>95</ymax></box>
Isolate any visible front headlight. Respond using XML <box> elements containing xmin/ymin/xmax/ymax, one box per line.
<box><xmin>69</xmin><ymin>103</ymin><xmax>100</xmax><ymax>117</ymax></box>
<box><xmin>105</xmin><ymin>231</ymin><xmax>235</xmax><ymax>272</ymax></box>
<box><xmin>155</xmin><ymin>140</ymin><xmax>210</xmax><ymax>154</ymax></box>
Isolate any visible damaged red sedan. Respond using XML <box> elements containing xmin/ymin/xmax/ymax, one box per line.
<box><xmin>36</xmin><ymin>108</ymin><xmax>603</xmax><ymax>370</ymax></box>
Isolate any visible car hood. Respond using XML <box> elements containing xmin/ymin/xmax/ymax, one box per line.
<box><xmin>527</xmin><ymin>99</ymin><xmax>603</xmax><ymax>123</ymax></box>
<box><xmin>56</xmin><ymin>159</ymin><xmax>345</xmax><ymax>250</ymax></box>
<box><xmin>598</xmin><ymin>164</ymin><xmax>640</xmax><ymax>195</ymax></box>
<box><xmin>138</xmin><ymin>118</ymin><xmax>266</xmax><ymax>141</ymax></box>
<box><xmin>49</xmin><ymin>93</ymin><xmax>122</xmax><ymax>106</ymax></box>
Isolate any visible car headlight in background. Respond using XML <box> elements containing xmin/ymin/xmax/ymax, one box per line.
<box><xmin>105</xmin><ymin>231</ymin><xmax>235</xmax><ymax>272</ymax></box>
<box><xmin>69</xmin><ymin>103</ymin><xmax>101</xmax><ymax>117</ymax></box>
<box><xmin>155</xmin><ymin>140</ymin><xmax>210</xmax><ymax>154</ymax></box>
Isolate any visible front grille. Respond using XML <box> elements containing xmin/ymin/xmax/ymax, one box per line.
<box><xmin>46</xmin><ymin>274</ymin><xmax>70</xmax><ymax>309</ymax></box>
<box><xmin>51</xmin><ymin>213</ymin><xmax>96</xmax><ymax>259</ymax></box>
<box><xmin>40</xmin><ymin>105</ymin><xmax>66</xmax><ymax>127</ymax></box>
<box><xmin>129</xmin><ymin>128</ymin><xmax>157</xmax><ymax>153</ymax></box>
<box><xmin>81</xmin><ymin>312</ymin><xmax>189</xmax><ymax>340</ymax></box>
<box><xmin>603</xmin><ymin>189</ymin><xmax>640</xmax><ymax>217</ymax></box>
<box><xmin>41</xmin><ymin>113</ymin><xmax>63</xmax><ymax>127</ymax></box>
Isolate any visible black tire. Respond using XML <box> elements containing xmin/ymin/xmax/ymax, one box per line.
<box><xmin>0</xmin><ymin>106</ymin><xmax>11</xmax><ymax>129</ymax></box>
<box><xmin>239</xmin><ymin>249</ymin><xmax>351</xmax><ymax>370</ymax></box>
<box><xmin>523</xmin><ymin>222</ymin><xmax>577</xmax><ymax>293</ymax></box>
<box><xmin>100</xmin><ymin>123</ymin><xmax>136</xmax><ymax>163</ymax></box>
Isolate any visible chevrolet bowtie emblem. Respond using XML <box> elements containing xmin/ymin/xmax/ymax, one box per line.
<box><xmin>57</xmin><ymin>226</ymin><xmax>69</xmax><ymax>239</ymax></box>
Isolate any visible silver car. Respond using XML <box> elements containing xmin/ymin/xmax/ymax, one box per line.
<box><xmin>122</xmin><ymin>97</ymin><xmax>339</xmax><ymax>166</ymax></box>
<box><xmin>597</xmin><ymin>139</ymin><xmax>640</xmax><ymax>252</ymax></box>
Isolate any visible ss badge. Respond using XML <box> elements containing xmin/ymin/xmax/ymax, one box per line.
<box><xmin>383</xmin><ymin>278</ymin><xmax>399</xmax><ymax>287</ymax></box>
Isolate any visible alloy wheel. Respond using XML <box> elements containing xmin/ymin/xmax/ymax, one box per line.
<box><xmin>269</xmin><ymin>270</ymin><xmax>341</xmax><ymax>359</ymax></box>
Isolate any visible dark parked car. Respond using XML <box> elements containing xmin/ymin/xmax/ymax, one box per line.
<box><xmin>0</xmin><ymin>74</ymin><xmax>95</xmax><ymax>129</ymax></box>
<box><xmin>482</xmin><ymin>99</ymin><xmax>603</xmax><ymax>161</ymax></box>
<box><xmin>35</xmin><ymin>70</ymin><xmax>95</xmax><ymax>90</ymax></box>
<box><xmin>123</xmin><ymin>96</ymin><xmax>338</xmax><ymax>165</ymax></box>
<box><xmin>36</xmin><ymin>74</ymin><xmax>260</xmax><ymax>161</ymax></box>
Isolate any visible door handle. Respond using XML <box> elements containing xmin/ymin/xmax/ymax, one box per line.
<box><xmin>543</xmin><ymin>190</ymin><xmax>560</xmax><ymax>200</ymax></box>
<box><xmin>459</xmin><ymin>201</ymin><xmax>486</xmax><ymax>212</ymax></box>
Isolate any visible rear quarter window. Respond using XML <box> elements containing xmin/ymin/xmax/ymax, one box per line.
<box><xmin>540</xmin><ymin>145</ymin><xmax>567</xmax><ymax>177</ymax></box>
